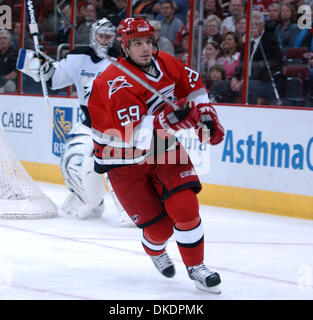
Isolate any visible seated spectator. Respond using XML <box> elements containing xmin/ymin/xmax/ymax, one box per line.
<box><xmin>133</xmin><ymin>0</ymin><xmax>159</xmax><ymax>17</ymax></box>
<box><xmin>149</xmin><ymin>20</ymin><xmax>174</xmax><ymax>56</ymax></box>
<box><xmin>217</xmin><ymin>31</ymin><xmax>242</xmax><ymax>79</ymax></box>
<box><xmin>294</xmin><ymin>29</ymin><xmax>313</xmax><ymax>52</ymax></box>
<box><xmin>101</xmin><ymin>0</ymin><xmax>119</xmax><ymax>16</ymax></box>
<box><xmin>252</xmin><ymin>0</ymin><xmax>276</xmax><ymax>12</ymax></box>
<box><xmin>234</xmin><ymin>11</ymin><xmax>284</xmax><ymax>105</ymax></box>
<box><xmin>171</xmin><ymin>0</ymin><xmax>189</xmax><ymax>24</ymax></box>
<box><xmin>200</xmin><ymin>41</ymin><xmax>222</xmax><ymax>86</ymax></box>
<box><xmin>174</xmin><ymin>8</ymin><xmax>199</xmax><ymax>54</ymax></box>
<box><xmin>293</xmin><ymin>8</ymin><xmax>313</xmax><ymax>51</ymax></box>
<box><xmin>11</xmin><ymin>22</ymin><xmax>33</xmax><ymax>51</ymax></box>
<box><xmin>235</xmin><ymin>15</ymin><xmax>246</xmax><ymax>42</ymax></box>
<box><xmin>206</xmin><ymin>63</ymin><xmax>226</xmax><ymax>91</ymax></box>
<box><xmin>159</xmin><ymin>0</ymin><xmax>184</xmax><ymax>43</ymax></box>
<box><xmin>154</xmin><ymin>0</ymin><xmax>189</xmax><ymax>24</ymax></box>
<box><xmin>265</xmin><ymin>2</ymin><xmax>281</xmax><ymax>36</ymax></box>
<box><xmin>76</xmin><ymin>3</ymin><xmax>98</xmax><ymax>44</ymax></box>
<box><xmin>202</xmin><ymin>14</ymin><xmax>223</xmax><ymax>47</ymax></box>
<box><xmin>87</xmin><ymin>0</ymin><xmax>106</xmax><ymax>17</ymax></box>
<box><xmin>220</xmin><ymin>0</ymin><xmax>245</xmax><ymax>35</ymax></box>
<box><xmin>175</xmin><ymin>32</ymin><xmax>198</xmax><ymax>68</ymax></box>
<box><xmin>111</xmin><ymin>0</ymin><xmax>127</xmax><ymax>27</ymax></box>
<box><xmin>0</xmin><ymin>30</ymin><xmax>17</xmax><ymax>93</ymax></box>
<box><xmin>77</xmin><ymin>1</ymin><xmax>88</xmax><ymax>26</ymax></box>
<box><xmin>176</xmin><ymin>32</ymin><xmax>189</xmax><ymax>64</ymax></box>
<box><xmin>203</xmin><ymin>0</ymin><xmax>224</xmax><ymax>20</ymax></box>
<box><xmin>57</xmin><ymin>4</ymin><xmax>72</xmax><ymax>44</ymax></box>
<box><xmin>209</xmin><ymin>76</ymin><xmax>242</xmax><ymax>103</ymax></box>
<box><xmin>274</xmin><ymin>3</ymin><xmax>300</xmax><ymax>51</ymax></box>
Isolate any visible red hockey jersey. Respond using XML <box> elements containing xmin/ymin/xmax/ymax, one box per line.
<box><xmin>88</xmin><ymin>51</ymin><xmax>209</xmax><ymax>173</ymax></box>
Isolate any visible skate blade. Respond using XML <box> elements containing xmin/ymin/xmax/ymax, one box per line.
<box><xmin>194</xmin><ymin>281</ymin><xmax>222</xmax><ymax>294</ymax></box>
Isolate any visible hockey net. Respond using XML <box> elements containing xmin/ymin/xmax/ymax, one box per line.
<box><xmin>0</xmin><ymin>124</ymin><xmax>58</xmax><ymax>219</ymax></box>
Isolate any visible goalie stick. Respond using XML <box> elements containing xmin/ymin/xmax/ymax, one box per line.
<box><xmin>25</xmin><ymin>0</ymin><xmax>51</xmax><ymax>109</ymax></box>
<box><xmin>103</xmin><ymin>173</ymin><xmax>133</xmax><ymax>226</ymax></box>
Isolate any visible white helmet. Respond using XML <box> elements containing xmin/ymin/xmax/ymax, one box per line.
<box><xmin>90</xmin><ymin>18</ymin><xmax>116</xmax><ymax>58</ymax></box>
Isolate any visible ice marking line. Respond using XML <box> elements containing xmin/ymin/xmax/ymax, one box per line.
<box><xmin>0</xmin><ymin>223</ymin><xmax>146</xmax><ymax>256</ymax></box>
<box><xmin>9</xmin><ymin>283</ymin><xmax>94</xmax><ymax>300</ymax></box>
<box><xmin>0</xmin><ymin>223</ymin><xmax>310</xmax><ymax>289</ymax></box>
<box><xmin>70</xmin><ymin>237</ymin><xmax>313</xmax><ymax>246</ymax></box>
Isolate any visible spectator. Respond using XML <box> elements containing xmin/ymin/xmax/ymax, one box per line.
<box><xmin>174</xmin><ymin>9</ymin><xmax>199</xmax><ymax>53</ymax></box>
<box><xmin>252</xmin><ymin>0</ymin><xmax>277</xmax><ymax>12</ymax></box>
<box><xmin>217</xmin><ymin>31</ymin><xmax>242</xmax><ymax>79</ymax></box>
<box><xmin>176</xmin><ymin>31</ymin><xmax>198</xmax><ymax>68</ymax></box>
<box><xmin>220</xmin><ymin>0</ymin><xmax>245</xmax><ymax>35</ymax></box>
<box><xmin>202</xmin><ymin>14</ymin><xmax>223</xmax><ymax>47</ymax></box>
<box><xmin>76</xmin><ymin>3</ymin><xmax>98</xmax><ymax>44</ymax></box>
<box><xmin>101</xmin><ymin>0</ymin><xmax>118</xmax><ymax>16</ymax></box>
<box><xmin>203</xmin><ymin>0</ymin><xmax>224</xmax><ymax>20</ymax></box>
<box><xmin>234</xmin><ymin>11</ymin><xmax>284</xmax><ymax>105</ymax></box>
<box><xmin>154</xmin><ymin>0</ymin><xmax>189</xmax><ymax>24</ymax></box>
<box><xmin>87</xmin><ymin>0</ymin><xmax>106</xmax><ymax>18</ymax></box>
<box><xmin>274</xmin><ymin>3</ymin><xmax>300</xmax><ymax>51</ymax></box>
<box><xmin>149</xmin><ymin>20</ymin><xmax>174</xmax><ymax>56</ymax></box>
<box><xmin>57</xmin><ymin>4</ymin><xmax>72</xmax><ymax>44</ymax></box>
<box><xmin>176</xmin><ymin>32</ymin><xmax>189</xmax><ymax>64</ymax></box>
<box><xmin>77</xmin><ymin>1</ymin><xmax>88</xmax><ymax>26</ymax></box>
<box><xmin>111</xmin><ymin>0</ymin><xmax>127</xmax><ymax>27</ymax></box>
<box><xmin>0</xmin><ymin>30</ymin><xmax>17</xmax><ymax>93</ymax></box>
<box><xmin>11</xmin><ymin>22</ymin><xmax>33</xmax><ymax>51</ymax></box>
<box><xmin>293</xmin><ymin>9</ymin><xmax>313</xmax><ymax>50</ymax></box>
<box><xmin>133</xmin><ymin>0</ymin><xmax>159</xmax><ymax>17</ymax></box>
<box><xmin>235</xmin><ymin>15</ymin><xmax>246</xmax><ymax>42</ymax></box>
<box><xmin>265</xmin><ymin>2</ymin><xmax>281</xmax><ymax>36</ymax></box>
<box><xmin>209</xmin><ymin>64</ymin><xmax>226</xmax><ymax>84</ymax></box>
<box><xmin>159</xmin><ymin>0</ymin><xmax>183</xmax><ymax>42</ymax></box>
<box><xmin>209</xmin><ymin>75</ymin><xmax>242</xmax><ymax>103</ymax></box>
<box><xmin>171</xmin><ymin>0</ymin><xmax>189</xmax><ymax>24</ymax></box>
<box><xmin>200</xmin><ymin>41</ymin><xmax>221</xmax><ymax>87</ymax></box>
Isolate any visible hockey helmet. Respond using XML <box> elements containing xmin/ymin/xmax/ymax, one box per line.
<box><xmin>90</xmin><ymin>18</ymin><xmax>116</xmax><ymax>58</ymax></box>
<box><xmin>116</xmin><ymin>18</ymin><xmax>133</xmax><ymax>40</ymax></box>
<box><xmin>119</xmin><ymin>17</ymin><xmax>154</xmax><ymax>48</ymax></box>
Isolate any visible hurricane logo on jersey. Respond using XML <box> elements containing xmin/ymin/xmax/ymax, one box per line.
<box><xmin>52</xmin><ymin>107</ymin><xmax>73</xmax><ymax>157</ymax></box>
<box><xmin>107</xmin><ymin>76</ymin><xmax>132</xmax><ymax>98</ymax></box>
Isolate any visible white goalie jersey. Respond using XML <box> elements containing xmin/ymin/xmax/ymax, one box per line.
<box><xmin>51</xmin><ymin>46</ymin><xmax>114</xmax><ymax>107</ymax></box>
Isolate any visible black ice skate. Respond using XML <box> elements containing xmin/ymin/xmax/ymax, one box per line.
<box><xmin>187</xmin><ymin>263</ymin><xmax>221</xmax><ymax>294</ymax></box>
<box><xmin>150</xmin><ymin>251</ymin><xmax>175</xmax><ymax>278</ymax></box>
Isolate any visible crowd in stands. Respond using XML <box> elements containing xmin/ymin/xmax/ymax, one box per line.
<box><xmin>1</xmin><ymin>0</ymin><xmax>313</xmax><ymax>107</ymax></box>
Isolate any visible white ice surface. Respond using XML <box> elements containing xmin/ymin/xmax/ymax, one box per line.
<box><xmin>0</xmin><ymin>182</ymin><xmax>312</xmax><ymax>300</ymax></box>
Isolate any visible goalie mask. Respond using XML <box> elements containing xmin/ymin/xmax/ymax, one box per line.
<box><xmin>90</xmin><ymin>18</ymin><xmax>116</xmax><ymax>58</ymax></box>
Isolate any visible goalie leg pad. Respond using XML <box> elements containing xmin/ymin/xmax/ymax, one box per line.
<box><xmin>60</xmin><ymin>123</ymin><xmax>105</xmax><ymax>218</ymax></box>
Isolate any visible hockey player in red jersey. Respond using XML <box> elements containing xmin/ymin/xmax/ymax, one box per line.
<box><xmin>88</xmin><ymin>17</ymin><xmax>224</xmax><ymax>293</ymax></box>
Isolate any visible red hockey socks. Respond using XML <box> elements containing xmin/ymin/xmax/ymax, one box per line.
<box><xmin>141</xmin><ymin>215</ymin><xmax>174</xmax><ymax>256</ymax></box>
<box><xmin>164</xmin><ymin>189</ymin><xmax>204</xmax><ymax>266</ymax></box>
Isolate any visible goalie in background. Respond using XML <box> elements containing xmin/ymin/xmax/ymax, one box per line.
<box><xmin>16</xmin><ymin>18</ymin><xmax>132</xmax><ymax>224</ymax></box>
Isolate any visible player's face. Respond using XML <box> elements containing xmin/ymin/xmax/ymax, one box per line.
<box><xmin>127</xmin><ymin>37</ymin><xmax>153</xmax><ymax>68</ymax></box>
<box><xmin>96</xmin><ymin>31</ymin><xmax>114</xmax><ymax>47</ymax></box>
